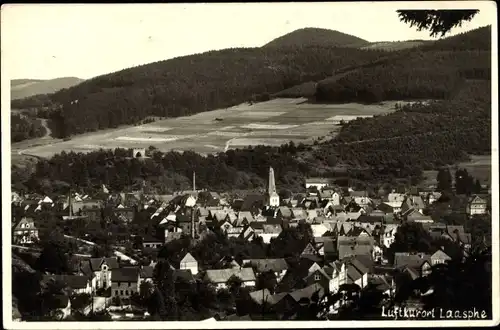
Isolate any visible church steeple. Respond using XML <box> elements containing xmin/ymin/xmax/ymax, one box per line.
<box><xmin>268</xmin><ymin>167</ymin><xmax>280</xmax><ymax>207</ymax></box>
<box><xmin>268</xmin><ymin>167</ymin><xmax>276</xmax><ymax>195</ymax></box>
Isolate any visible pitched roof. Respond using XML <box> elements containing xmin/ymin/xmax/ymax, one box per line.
<box><xmin>137</xmin><ymin>265</ymin><xmax>153</xmax><ymax>278</ymax></box>
<box><xmin>89</xmin><ymin>257</ymin><xmax>119</xmax><ymax>272</ymax></box>
<box><xmin>44</xmin><ymin>274</ymin><xmax>89</xmax><ymax>289</ymax></box>
<box><xmin>205</xmin><ymin>268</ymin><xmax>256</xmax><ymax>283</ymax></box>
<box><xmin>242</xmin><ymin>258</ymin><xmax>288</xmax><ymax>273</ymax></box>
<box><xmin>289</xmin><ymin>283</ymin><xmax>325</xmax><ymax>303</ymax></box>
<box><xmin>249</xmin><ymin>288</ymin><xmax>273</xmax><ymax>305</ymax></box>
<box><xmin>180</xmin><ymin>252</ymin><xmax>197</xmax><ymax>264</ymax></box>
<box><xmin>111</xmin><ymin>267</ymin><xmax>140</xmax><ymax>282</ymax></box>
<box><xmin>277</xmin><ymin>207</ymin><xmax>292</xmax><ymax>218</ymax></box>
<box><xmin>394</xmin><ymin>253</ymin><xmax>430</xmax><ymax>269</ymax></box>
<box><xmin>173</xmin><ymin>269</ymin><xmax>195</xmax><ymax>282</ymax></box>
<box><xmin>13</xmin><ymin>217</ymin><xmax>37</xmax><ymax>231</ymax></box>
<box><xmin>431</xmin><ymin>249</ymin><xmax>451</xmax><ymax>261</ymax></box>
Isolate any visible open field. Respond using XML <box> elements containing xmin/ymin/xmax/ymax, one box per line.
<box><xmin>422</xmin><ymin>155</ymin><xmax>492</xmax><ymax>186</ymax></box>
<box><xmin>11</xmin><ymin>98</ymin><xmax>403</xmax><ymax>160</ymax></box>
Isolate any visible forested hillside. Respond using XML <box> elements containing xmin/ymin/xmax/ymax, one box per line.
<box><xmin>12</xmin><ymin>47</ymin><xmax>385</xmax><ymax>138</ymax></box>
<box><xmin>315</xmin><ymin>26</ymin><xmax>491</xmax><ymax>103</ymax></box>
<box><xmin>312</xmin><ymin>79</ymin><xmax>491</xmax><ymax>177</ymax></box>
<box><xmin>11</xmin><ymin>114</ymin><xmax>46</xmax><ymax>143</ymax></box>
<box><xmin>263</xmin><ymin>28</ymin><xmax>368</xmax><ymax>48</ymax></box>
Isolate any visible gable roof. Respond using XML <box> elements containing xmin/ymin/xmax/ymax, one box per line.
<box><xmin>249</xmin><ymin>288</ymin><xmax>273</xmax><ymax>305</ymax></box>
<box><xmin>431</xmin><ymin>249</ymin><xmax>451</xmax><ymax>261</ymax></box>
<box><xmin>12</xmin><ymin>217</ymin><xmax>37</xmax><ymax>231</ymax></box>
<box><xmin>289</xmin><ymin>283</ymin><xmax>325</xmax><ymax>303</ymax></box>
<box><xmin>205</xmin><ymin>268</ymin><xmax>256</xmax><ymax>283</ymax></box>
<box><xmin>394</xmin><ymin>253</ymin><xmax>430</xmax><ymax>269</ymax></box>
<box><xmin>242</xmin><ymin>258</ymin><xmax>288</xmax><ymax>273</ymax></box>
<box><xmin>180</xmin><ymin>252</ymin><xmax>197</xmax><ymax>264</ymax></box>
<box><xmin>139</xmin><ymin>266</ymin><xmax>154</xmax><ymax>279</ymax></box>
<box><xmin>44</xmin><ymin>274</ymin><xmax>89</xmax><ymax>290</ymax></box>
<box><xmin>111</xmin><ymin>267</ymin><xmax>140</xmax><ymax>282</ymax></box>
<box><xmin>89</xmin><ymin>257</ymin><xmax>119</xmax><ymax>272</ymax></box>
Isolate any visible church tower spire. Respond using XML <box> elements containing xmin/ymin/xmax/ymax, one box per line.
<box><xmin>268</xmin><ymin>167</ymin><xmax>280</xmax><ymax>207</ymax></box>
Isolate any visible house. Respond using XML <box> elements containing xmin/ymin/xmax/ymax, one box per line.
<box><xmin>402</xmin><ymin>208</ymin><xmax>433</xmax><ymax>223</ymax></box>
<box><xmin>272</xmin><ymin>283</ymin><xmax>325</xmax><ymax>315</ymax></box>
<box><xmin>430</xmin><ymin>249</ymin><xmax>451</xmax><ymax>266</ymax></box>
<box><xmin>387</xmin><ymin>192</ymin><xmax>406</xmax><ymax>204</ymax></box>
<box><xmin>337</xmin><ymin>235</ymin><xmax>374</xmax><ymax>260</ymax></box>
<box><xmin>401</xmin><ymin>196</ymin><xmax>426</xmax><ymax>214</ymax></box>
<box><xmin>382</xmin><ymin>224</ymin><xmax>399</xmax><ymax>248</ymax></box>
<box><xmin>179</xmin><ymin>252</ymin><xmax>199</xmax><ymax>275</ymax></box>
<box><xmin>303</xmin><ymin>268</ymin><xmax>332</xmax><ymax>292</ymax></box>
<box><xmin>329</xmin><ymin>257</ymin><xmax>370</xmax><ymax>293</ymax></box>
<box><xmin>89</xmin><ymin>257</ymin><xmax>119</xmax><ymax>289</ymax></box>
<box><xmin>111</xmin><ymin>267</ymin><xmax>140</xmax><ymax>299</ymax></box>
<box><xmin>301</xmin><ymin>243</ymin><xmax>319</xmax><ymax>259</ymax></box>
<box><xmin>377</xmin><ymin>202</ymin><xmax>402</xmax><ymax>214</ymax></box>
<box><xmin>236</xmin><ymin>211</ymin><xmax>255</xmax><ymax>226</ymax></box>
<box><xmin>305</xmin><ymin>178</ymin><xmax>331</xmax><ymax>190</ymax></box>
<box><xmin>142</xmin><ymin>237</ymin><xmax>163</xmax><ymax>249</ymax></box>
<box><xmin>12</xmin><ymin>217</ymin><xmax>39</xmax><ymax>244</ymax></box>
<box><xmin>310</xmin><ymin>224</ymin><xmax>329</xmax><ymax>238</ymax></box>
<box><xmin>425</xmin><ymin>192</ymin><xmax>442</xmax><ymax>205</ymax></box>
<box><xmin>393</xmin><ymin>252</ymin><xmax>432</xmax><ymax>277</ymax></box>
<box><xmin>204</xmin><ymin>268</ymin><xmax>256</xmax><ymax>290</ymax></box>
<box><xmin>467</xmin><ymin>195</ymin><xmax>487</xmax><ymax>215</ymax></box>
<box><xmin>257</xmin><ymin>224</ymin><xmax>282</xmax><ymax>243</ymax></box>
<box><xmin>291</xmin><ymin>208</ymin><xmax>308</xmax><ymax>220</ymax></box>
<box><xmin>242</xmin><ymin>258</ymin><xmax>288</xmax><ymax>281</ymax></box>
<box><xmin>276</xmin><ymin>206</ymin><xmax>293</xmax><ymax>220</ymax></box>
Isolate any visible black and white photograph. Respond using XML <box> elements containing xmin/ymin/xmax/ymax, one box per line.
<box><xmin>2</xmin><ymin>2</ymin><xmax>498</xmax><ymax>328</ymax></box>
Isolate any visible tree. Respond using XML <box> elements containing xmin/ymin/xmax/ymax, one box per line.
<box><xmin>397</xmin><ymin>10</ymin><xmax>480</xmax><ymax>37</ymax></box>
<box><xmin>436</xmin><ymin>167</ymin><xmax>452</xmax><ymax>192</ymax></box>
<box><xmin>387</xmin><ymin>222</ymin><xmax>432</xmax><ymax>263</ymax></box>
<box><xmin>474</xmin><ymin>179</ymin><xmax>482</xmax><ymax>194</ymax></box>
<box><xmin>255</xmin><ymin>270</ymin><xmax>278</xmax><ymax>293</ymax></box>
<box><xmin>152</xmin><ymin>260</ymin><xmax>178</xmax><ymax>320</ymax></box>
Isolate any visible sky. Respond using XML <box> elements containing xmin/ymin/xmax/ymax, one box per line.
<box><xmin>1</xmin><ymin>2</ymin><xmax>496</xmax><ymax>80</ymax></box>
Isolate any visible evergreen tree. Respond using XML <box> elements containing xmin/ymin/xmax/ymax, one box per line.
<box><xmin>436</xmin><ymin>167</ymin><xmax>453</xmax><ymax>191</ymax></box>
<box><xmin>474</xmin><ymin>179</ymin><xmax>482</xmax><ymax>194</ymax></box>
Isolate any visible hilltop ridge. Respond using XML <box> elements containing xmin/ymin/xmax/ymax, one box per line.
<box><xmin>263</xmin><ymin>27</ymin><xmax>369</xmax><ymax>48</ymax></box>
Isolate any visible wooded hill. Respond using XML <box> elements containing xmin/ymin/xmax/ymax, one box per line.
<box><xmin>262</xmin><ymin>28</ymin><xmax>369</xmax><ymax>48</ymax></box>
<box><xmin>11</xmin><ymin>26</ymin><xmax>492</xmax><ymax>195</ymax></box>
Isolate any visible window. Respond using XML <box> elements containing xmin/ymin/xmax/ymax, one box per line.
<box><xmin>125</xmin><ymin>290</ymin><xmax>129</xmax><ymax>296</ymax></box>
<box><xmin>128</xmin><ymin>282</ymin><xmax>131</xmax><ymax>287</ymax></box>
<box><xmin>314</xmin><ymin>274</ymin><xmax>321</xmax><ymax>281</ymax></box>
<box><xmin>120</xmin><ymin>290</ymin><xmax>124</xmax><ymax>295</ymax></box>
<box><xmin>115</xmin><ymin>290</ymin><xmax>119</xmax><ymax>296</ymax></box>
